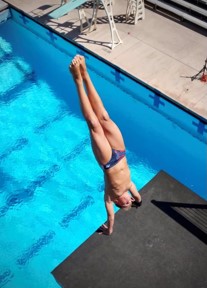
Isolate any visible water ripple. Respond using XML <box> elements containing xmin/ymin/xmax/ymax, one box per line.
<box><xmin>16</xmin><ymin>230</ymin><xmax>55</xmax><ymax>266</ymax></box>
<box><xmin>0</xmin><ymin>269</ymin><xmax>13</xmax><ymax>288</ymax></box>
<box><xmin>60</xmin><ymin>195</ymin><xmax>94</xmax><ymax>228</ymax></box>
<box><xmin>0</xmin><ymin>137</ymin><xmax>90</xmax><ymax>217</ymax></box>
<box><xmin>0</xmin><ymin>138</ymin><xmax>28</xmax><ymax>161</ymax></box>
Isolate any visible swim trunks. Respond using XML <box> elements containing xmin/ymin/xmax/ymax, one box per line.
<box><xmin>102</xmin><ymin>148</ymin><xmax>126</xmax><ymax>170</ymax></box>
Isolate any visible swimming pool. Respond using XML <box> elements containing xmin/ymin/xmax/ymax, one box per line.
<box><xmin>0</xmin><ymin>7</ymin><xmax>206</xmax><ymax>288</ymax></box>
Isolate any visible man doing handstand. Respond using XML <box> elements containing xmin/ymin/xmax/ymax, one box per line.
<box><xmin>70</xmin><ymin>55</ymin><xmax>142</xmax><ymax>235</ymax></box>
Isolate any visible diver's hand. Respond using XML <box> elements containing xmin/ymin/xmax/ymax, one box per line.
<box><xmin>98</xmin><ymin>224</ymin><xmax>112</xmax><ymax>235</ymax></box>
<box><xmin>131</xmin><ymin>200</ymin><xmax>142</xmax><ymax>209</ymax></box>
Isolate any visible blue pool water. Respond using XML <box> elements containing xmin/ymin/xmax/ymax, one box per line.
<box><xmin>0</xmin><ymin>8</ymin><xmax>206</xmax><ymax>288</ymax></box>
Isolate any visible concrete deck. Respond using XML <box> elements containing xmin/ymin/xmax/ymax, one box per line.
<box><xmin>0</xmin><ymin>0</ymin><xmax>8</xmax><ymax>11</ymax></box>
<box><xmin>4</xmin><ymin>0</ymin><xmax>207</xmax><ymax>120</ymax></box>
<box><xmin>52</xmin><ymin>171</ymin><xmax>207</xmax><ymax>288</ymax></box>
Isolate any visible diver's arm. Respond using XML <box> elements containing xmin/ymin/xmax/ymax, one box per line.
<box><xmin>102</xmin><ymin>193</ymin><xmax>114</xmax><ymax>235</ymax></box>
<box><xmin>129</xmin><ymin>181</ymin><xmax>142</xmax><ymax>206</ymax></box>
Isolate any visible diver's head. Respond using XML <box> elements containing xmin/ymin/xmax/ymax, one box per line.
<box><xmin>114</xmin><ymin>192</ymin><xmax>135</xmax><ymax>211</ymax></box>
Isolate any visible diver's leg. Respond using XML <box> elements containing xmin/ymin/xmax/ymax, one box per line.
<box><xmin>70</xmin><ymin>56</ymin><xmax>111</xmax><ymax>165</ymax></box>
<box><xmin>79</xmin><ymin>55</ymin><xmax>125</xmax><ymax>150</ymax></box>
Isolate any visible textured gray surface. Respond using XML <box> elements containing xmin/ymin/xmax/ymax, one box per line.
<box><xmin>52</xmin><ymin>171</ymin><xmax>207</xmax><ymax>288</ymax></box>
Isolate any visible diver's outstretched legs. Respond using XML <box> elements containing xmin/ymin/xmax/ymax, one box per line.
<box><xmin>70</xmin><ymin>56</ymin><xmax>112</xmax><ymax>165</ymax></box>
<box><xmin>78</xmin><ymin>55</ymin><xmax>125</xmax><ymax>151</ymax></box>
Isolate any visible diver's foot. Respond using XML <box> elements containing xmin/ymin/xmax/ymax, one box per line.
<box><xmin>69</xmin><ymin>56</ymin><xmax>82</xmax><ymax>84</ymax></box>
<box><xmin>78</xmin><ymin>55</ymin><xmax>88</xmax><ymax>80</ymax></box>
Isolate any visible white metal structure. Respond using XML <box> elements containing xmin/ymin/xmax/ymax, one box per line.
<box><xmin>49</xmin><ymin>0</ymin><xmax>122</xmax><ymax>49</ymax></box>
<box><xmin>126</xmin><ymin>0</ymin><xmax>145</xmax><ymax>24</ymax></box>
<box><xmin>93</xmin><ymin>0</ymin><xmax>122</xmax><ymax>49</ymax></box>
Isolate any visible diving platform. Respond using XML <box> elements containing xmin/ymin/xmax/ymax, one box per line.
<box><xmin>52</xmin><ymin>171</ymin><xmax>207</xmax><ymax>288</ymax></box>
<box><xmin>49</xmin><ymin>0</ymin><xmax>87</xmax><ymax>19</ymax></box>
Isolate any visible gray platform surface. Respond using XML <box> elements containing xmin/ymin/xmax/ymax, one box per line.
<box><xmin>52</xmin><ymin>171</ymin><xmax>207</xmax><ymax>288</ymax></box>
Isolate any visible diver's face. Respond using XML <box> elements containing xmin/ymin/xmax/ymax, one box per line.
<box><xmin>114</xmin><ymin>192</ymin><xmax>135</xmax><ymax>208</ymax></box>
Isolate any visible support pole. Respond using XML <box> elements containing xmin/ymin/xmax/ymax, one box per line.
<box><xmin>126</xmin><ymin>0</ymin><xmax>145</xmax><ymax>25</ymax></box>
<box><xmin>100</xmin><ymin>0</ymin><xmax>122</xmax><ymax>49</ymax></box>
